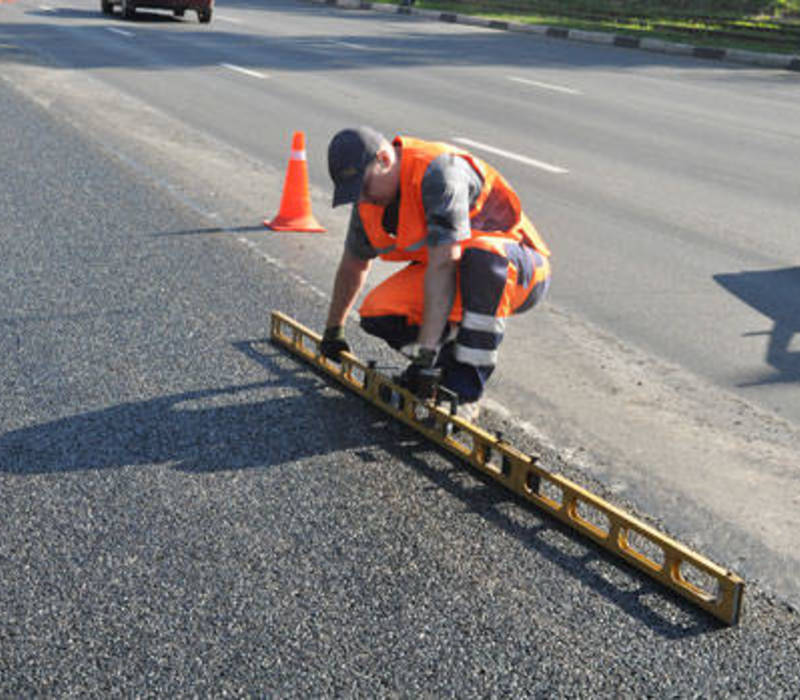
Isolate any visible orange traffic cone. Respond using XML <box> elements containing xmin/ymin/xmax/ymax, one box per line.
<box><xmin>265</xmin><ymin>131</ymin><xmax>326</xmax><ymax>233</ymax></box>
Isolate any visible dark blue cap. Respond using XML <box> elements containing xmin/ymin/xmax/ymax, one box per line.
<box><xmin>328</xmin><ymin>127</ymin><xmax>385</xmax><ymax>207</ymax></box>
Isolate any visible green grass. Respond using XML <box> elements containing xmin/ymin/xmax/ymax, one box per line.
<box><xmin>394</xmin><ymin>0</ymin><xmax>800</xmax><ymax>54</ymax></box>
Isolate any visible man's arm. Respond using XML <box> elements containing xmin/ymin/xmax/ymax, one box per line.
<box><xmin>416</xmin><ymin>154</ymin><xmax>480</xmax><ymax>351</ymax></box>
<box><xmin>326</xmin><ymin>248</ymin><xmax>372</xmax><ymax>328</ymax></box>
<box><xmin>417</xmin><ymin>241</ymin><xmax>460</xmax><ymax>350</ymax></box>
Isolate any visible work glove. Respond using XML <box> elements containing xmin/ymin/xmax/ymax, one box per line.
<box><xmin>319</xmin><ymin>325</ymin><xmax>351</xmax><ymax>360</ymax></box>
<box><xmin>397</xmin><ymin>347</ymin><xmax>442</xmax><ymax>400</ymax></box>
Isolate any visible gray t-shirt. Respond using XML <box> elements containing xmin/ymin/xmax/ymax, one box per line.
<box><xmin>345</xmin><ymin>153</ymin><xmax>484</xmax><ymax>260</ymax></box>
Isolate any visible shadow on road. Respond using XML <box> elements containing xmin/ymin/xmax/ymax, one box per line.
<box><xmin>0</xmin><ymin>341</ymin><xmax>387</xmax><ymax>475</ymax></box>
<box><xmin>239</xmin><ymin>337</ymin><xmax>726</xmax><ymax>639</ymax></box>
<box><xmin>714</xmin><ymin>266</ymin><xmax>800</xmax><ymax>386</ymax></box>
<box><xmin>0</xmin><ymin>336</ymin><xmax>724</xmax><ymax>638</ymax></box>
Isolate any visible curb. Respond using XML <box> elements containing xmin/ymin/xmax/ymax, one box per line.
<box><xmin>316</xmin><ymin>0</ymin><xmax>800</xmax><ymax>72</ymax></box>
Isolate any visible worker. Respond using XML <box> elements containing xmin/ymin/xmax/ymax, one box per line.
<box><xmin>320</xmin><ymin>126</ymin><xmax>552</xmax><ymax>421</ymax></box>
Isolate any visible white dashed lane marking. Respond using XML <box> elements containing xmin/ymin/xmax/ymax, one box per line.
<box><xmin>219</xmin><ymin>63</ymin><xmax>269</xmax><ymax>79</ymax></box>
<box><xmin>508</xmin><ymin>75</ymin><xmax>582</xmax><ymax>95</ymax></box>
<box><xmin>106</xmin><ymin>27</ymin><xmax>134</xmax><ymax>38</ymax></box>
<box><xmin>453</xmin><ymin>137</ymin><xmax>569</xmax><ymax>175</ymax></box>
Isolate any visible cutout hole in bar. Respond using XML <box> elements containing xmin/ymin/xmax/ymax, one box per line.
<box><xmin>501</xmin><ymin>454</ymin><xmax>512</xmax><ymax>478</ymax></box>
<box><xmin>448</xmin><ymin>427</ymin><xmax>474</xmax><ymax>455</ymax></box>
<box><xmin>677</xmin><ymin>560</ymin><xmax>720</xmax><ymax>601</ymax></box>
<box><xmin>486</xmin><ymin>445</ymin><xmax>505</xmax><ymax>476</ymax></box>
<box><xmin>574</xmin><ymin>499</ymin><xmax>611</xmax><ymax>538</ymax></box>
<box><xmin>378</xmin><ymin>382</ymin><xmax>404</xmax><ymax>412</ymax></box>
<box><xmin>348</xmin><ymin>364</ymin><xmax>366</xmax><ymax>389</ymax></box>
<box><xmin>538</xmin><ymin>477</ymin><xmax>563</xmax><ymax>507</ymax></box>
<box><xmin>525</xmin><ymin>470</ymin><xmax>541</xmax><ymax>495</ymax></box>
<box><xmin>413</xmin><ymin>401</ymin><xmax>438</xmax><ymax>428</ymax></box>
<box><xmin>301</xmin><ymin>333</ymin><xmax>317</xmax><ymax>356</ymax></box>
<box><xmin>622</xmin><ymin>528</ymin><xmax>665</xmax><ymax>571</ymax></box>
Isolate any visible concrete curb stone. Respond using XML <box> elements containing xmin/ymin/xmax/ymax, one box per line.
<box><xmin>317</xmin><ymin>0</ymin><xmax>800</xmax><ymax>72</ymax></box>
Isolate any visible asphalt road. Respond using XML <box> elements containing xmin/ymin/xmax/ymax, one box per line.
<box><xmin>2</xmin><ymin>59</ymin><xmax>800</xmax><ymax>698</ymax></box>
<box><xmin>5</xmin><ymin>0</ymin><xmax>799</xmax><ymax>415</ymax></box>
<box><xmin>2</xmin><ymin>0</ymin><xmax>800</xmax><ymax>694</ymax></box>
<box><xmin>2</xmin><ymin>0</ymin><xmax>799</xmax><ymax>604</ymax></box>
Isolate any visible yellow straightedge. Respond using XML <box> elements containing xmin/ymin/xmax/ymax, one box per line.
<box><xmin>270</xmin><ymin>310</ymin><xmax>745</xmax><ymax>626</ymax></box>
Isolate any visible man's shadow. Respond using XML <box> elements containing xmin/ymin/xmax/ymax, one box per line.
<box><xmin>0</xmin><ymin>346</ymin><xmax>388</xmax><ymax>475</ymax></box>
<box><xmin>0</xmin><ymin>338</ymin><xmax>726</xmax><ymax>637</ymax></box>
<box><xmin>714</xmin><ymin>267</ymin><xmax>800</xmax><ymax>386</ymax></box>
<box><xmin>237</xmin><ymin>338</ymin><xmax>727</xmax><ymax>638</ymax></box>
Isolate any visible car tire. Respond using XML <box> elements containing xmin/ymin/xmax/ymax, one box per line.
<box><xmin>197</xmin><ymin>7</ymin><xmax>211</xmax><ymax>23</ymax></box>
<box><xmin>120</xmin><ymin>0</ymin><xmax>135</xmax><ymax>19</ymax></box>
<box><xmin>100</xmin><ymin>0</ymin><xmax>113</xmax><ymax>14</ymax></box>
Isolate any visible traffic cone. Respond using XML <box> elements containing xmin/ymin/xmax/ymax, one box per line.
<box><xmin>265</xmin><ymin>131</ymin><xmax>326</xmax><ymax>233</ymax></box>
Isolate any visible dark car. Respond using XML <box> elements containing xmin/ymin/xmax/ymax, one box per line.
<box><xmin>102</xmin><ymin>0</ymin><xmax>213</xmax><ymax>23</ymax></box>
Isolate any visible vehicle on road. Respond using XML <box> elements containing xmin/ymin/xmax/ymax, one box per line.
<box><xmin>101</xmin><ymin>0</ymin><xmax>213</xmax><ymax>23</ymax></box>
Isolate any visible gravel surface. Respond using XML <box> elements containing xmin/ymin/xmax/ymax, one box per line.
<box><xmin>1</xmin><ymin>74</ymin><xmax>799</xmax><ymax>697</ymax></box>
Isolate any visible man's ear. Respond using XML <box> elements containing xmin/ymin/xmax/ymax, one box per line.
<box><xmin>375</xmin><ymin>143</ymin><xmax>394</xmax><ymax>169</ymax></box>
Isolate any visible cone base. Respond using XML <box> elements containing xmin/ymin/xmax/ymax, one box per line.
<box><xmin>264</xmin><ymin>216</ymin><xmax>326</xmax><ymax>233</ymax></box>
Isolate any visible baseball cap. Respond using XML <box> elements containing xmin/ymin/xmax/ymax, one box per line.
<box><xmin>328</xmin><ymin>126</ymin><xmax>386</xmax><ymax>207</ymax></box>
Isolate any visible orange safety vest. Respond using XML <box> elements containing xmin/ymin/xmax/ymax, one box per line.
<box><xmin>357</xmin><ymin>136</ymin><xmax>550</xmax><ymax>263</ymax></box>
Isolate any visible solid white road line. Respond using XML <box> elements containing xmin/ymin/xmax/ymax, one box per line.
<box><xmin>508</xmin><ymin>75</ymin><xmax>582</xmax><ymax>96</ymax></box>
<box><xmin>215</xmin><ymin>15</ymin><xmax>244</xmax><ymax>24</ymax></box>
<box><xmin>219</xmin><ymin>63</ymin><xmax>268</xmax><ymax>79</ymax></box>
<box><xmin>106</xmin><ymin>27</ymin><xmax>134</xmax><ymax>37</ymax></box>
<box><xmin>453</xmin><ymin>137</ymin><xmax>569</xmax><ymax>175</ymax></box>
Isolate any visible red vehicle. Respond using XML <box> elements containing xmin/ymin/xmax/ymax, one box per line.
<box><xmin>101</xmin><ymin>0</ymin><xmax>213</xmax><ymax>23</ymax></box>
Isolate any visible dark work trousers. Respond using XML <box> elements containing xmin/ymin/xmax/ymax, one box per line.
<box><xmin>359</xmin><ymin>237</ymin><xmax>551</xmax><ymax>402</ymax></box>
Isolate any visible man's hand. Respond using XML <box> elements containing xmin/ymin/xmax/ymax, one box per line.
<box><xmin>398</xmin><ymin>348</ymin><xmax>442</xmax><ymax>400</ymax></box>
<box><xmin>320</xmin><ymin>325</ymin><xmax>351</xmax><ymax>360</ymax></box>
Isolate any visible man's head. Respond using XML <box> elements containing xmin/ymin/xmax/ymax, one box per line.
<box><xmin>328</xmin><ymin>127</ymin><xmax>399</xmax><ymax>207</ymax></box>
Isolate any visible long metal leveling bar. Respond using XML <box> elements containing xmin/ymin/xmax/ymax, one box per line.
<box><xmin>270</xmin><ymin>310</ymin><xmax>744</xmax><ymax>625</ymax></box>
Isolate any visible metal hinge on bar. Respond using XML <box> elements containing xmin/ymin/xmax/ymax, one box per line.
<box><xmin>270</xmin><ymin>310</ymin><xmax>745</xmax><ymax>625</ymax></box>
